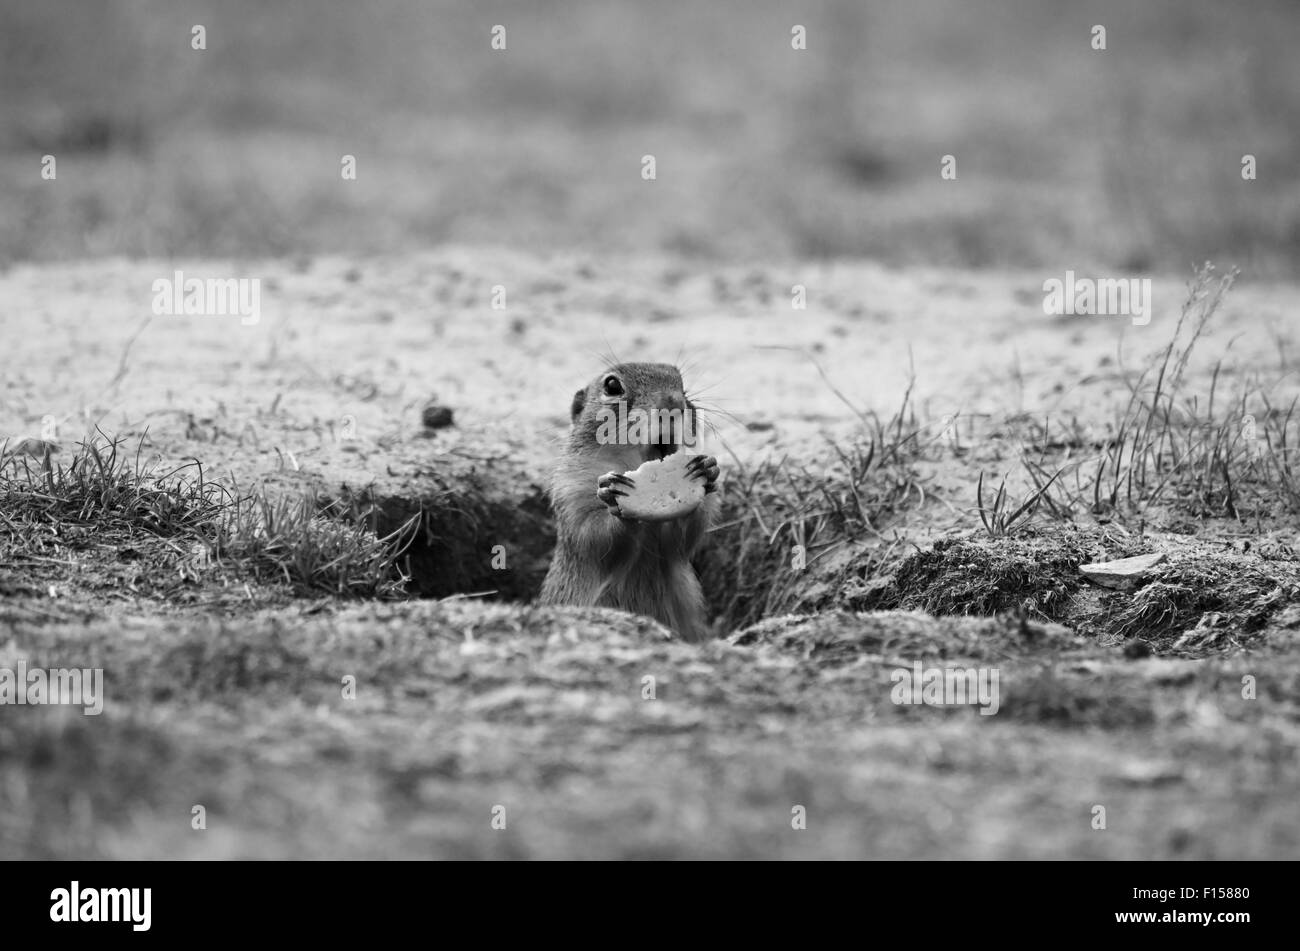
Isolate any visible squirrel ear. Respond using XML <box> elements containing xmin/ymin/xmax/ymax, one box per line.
<box><xmin>569</xmin><ymin>387</ymin><xmax>587</xmax><ymax>425</ymax></box>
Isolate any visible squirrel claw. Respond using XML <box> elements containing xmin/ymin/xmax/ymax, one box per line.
<box><xmin>597</xmin><ymin>472</ymin><xmax>634</xmax><ymax>516</ymax></box>
<box><xmin>685</xmin><ymin>454</ymin><xmax>720</xmax><ymax>488</ymax></box>
<box><xmin>598</xmin><ymin>471</ymin><xmax>634</xmax><ymax>490</ymax></box>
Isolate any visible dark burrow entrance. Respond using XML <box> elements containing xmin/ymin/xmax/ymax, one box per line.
<box><xmin>355</xmin><ymin>469</ymin><xmax>778</xmax><ymax>631</ymax></box>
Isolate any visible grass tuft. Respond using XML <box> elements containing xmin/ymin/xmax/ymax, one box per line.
<box><xmin>1016</xmin><ymin>265</ymin><xmax>1300</xmax><ymax>525</ymax></box>
<box><xmin>215</xmin><ymin>492</ymin><xmax>416</xmax><ymax>599</ymax></box>
<box><xmin>976</xmin><ymin>468</ymin><xmax>1064</xmax><ymax>538</ymax></box>
<box><xmin>700</xmin><ymin>378</ymin><xmax>926</xmax><ymax>632</ymax></box>
<box><xmin>1</xmin><ymin>431</ymin><xmax>415</xmax><ymax>600</ymax></box>
<box><xmin>0</xmin><ymin>430</ymin><xmax>230</xmax><ymax>541</ymax></box>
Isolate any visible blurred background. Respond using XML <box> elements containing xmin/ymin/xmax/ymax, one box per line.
<box><xmin>1</xmin><ymin>0</ymin><xmax>1298</xmax><ymax>277</ymax></box>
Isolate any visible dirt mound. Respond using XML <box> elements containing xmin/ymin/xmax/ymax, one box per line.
<box><xmin>852</xmin><ymin>529</ymin><xmax>1300</xmax><ymax>653</ymax></box>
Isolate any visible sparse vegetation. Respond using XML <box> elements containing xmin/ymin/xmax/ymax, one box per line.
<box><xmin>0</xmin><ymin>431</ymin><xmax>231</xmax><ymax>542</ymax></box>
<box><xmin>975</xmin><ymin>468</ymin><xmax>1064</xmax><ymax>538</ymax></box>
<box><xmin>700</xmin><ymin>379</ymin><xmax>927</xmax><ymax>632</ymax></box>
<box><xmin>1010</xmin><ymin>266</ymin><xmax>1300</xmax><ymax>526</ymax></box>
<box><xmin>0</xmin><ymin>432</ymin><xmax>416</xmax><ymax>600</ymax></box>
<box><xmin>215</xmin><ymin>490</ymin><xmax>417</xmax><ymax>599</ymax></box>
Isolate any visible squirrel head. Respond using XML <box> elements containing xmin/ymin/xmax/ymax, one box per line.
<box><xmin>568</xmin><ymin>362</ymin><xmax>700</xmax><ymax>463</ymax></box>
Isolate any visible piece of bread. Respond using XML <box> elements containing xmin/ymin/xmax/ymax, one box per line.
<box><xmin>615</xmin><ymin>452</ymin><xmax>705</xmax><ymax>522</ymax></box>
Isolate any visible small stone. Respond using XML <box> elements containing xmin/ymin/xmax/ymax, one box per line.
<box><xmin>1114</xmin><ymin>760</ymin><xmax>1184</xmax><ymax>787</ymax></box>
<box><xmin>421</xmin><ymin>403</ymin><xmax>455</xmax><ymax>430</ymax></box>
<box><xmin>1079</xmin><ymin>552</ymin><xmax>1166</xmax><ymax>589</ymax></box>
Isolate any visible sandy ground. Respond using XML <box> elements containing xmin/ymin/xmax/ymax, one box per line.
<box><xmin>2</xmin><ymin>250</ymin><xmax>1298</xmax><ymax>858</ymax></box>
<box><xmin>4</xmin><ymin>249</ymin><xmax>1296</xmax><ymax>465</ymax></box>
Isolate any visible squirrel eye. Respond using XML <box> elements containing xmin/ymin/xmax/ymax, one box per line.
<box><xmin>602</xmin><ymin>375</ymin><xmax>624</xmax><ymax>397</ymax></box>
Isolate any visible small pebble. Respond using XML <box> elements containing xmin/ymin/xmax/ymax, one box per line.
<box><xmin>421</xmin><ymin>403</ymin><xmax>455</xmax><ymax>430</ymax></box>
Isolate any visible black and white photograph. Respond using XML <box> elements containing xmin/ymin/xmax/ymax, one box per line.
<box><xmin>0</xmin><ymin>0</ymin><xmax>1295</xmax><ymax>899</ymax></box>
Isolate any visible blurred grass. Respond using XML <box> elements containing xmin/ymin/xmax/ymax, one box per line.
<box><xmin>2</xmin><ymin>0</ymin><xmax>1299</xmax><ymax>275</ymax></box>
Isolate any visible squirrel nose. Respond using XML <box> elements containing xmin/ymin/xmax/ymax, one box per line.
<box><xmin>637</xmin><ymin>391</ymin><xmax>686</xmax><ymax>459</ymax></box>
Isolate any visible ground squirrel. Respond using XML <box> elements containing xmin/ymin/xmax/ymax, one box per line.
<box><xmin>539</xmin><ymin>363</ymin><xmax>720</xmax><ymax>641</ymax></box>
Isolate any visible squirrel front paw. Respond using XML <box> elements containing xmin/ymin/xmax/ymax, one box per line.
<box><xmin>597</xmin><ymin>471</ymin><xmax>637</xmax><ymax>518</ymax></box>
<box><xmin>685</xmin><ymin>455</ymin><xmax>720</xmax><ymax>493</ymax></box>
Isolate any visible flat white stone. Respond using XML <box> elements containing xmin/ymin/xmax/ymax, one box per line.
<box><xmin>1079</xmin><ymin>552</ymin><xmax>1167</xmax><ymax>588</ymax></box>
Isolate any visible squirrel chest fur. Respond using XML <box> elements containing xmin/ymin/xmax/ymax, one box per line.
<box><xmin>539</xmin><ymin>363</ymin><xmax>720</xmax><ymax>641</ymax></box>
